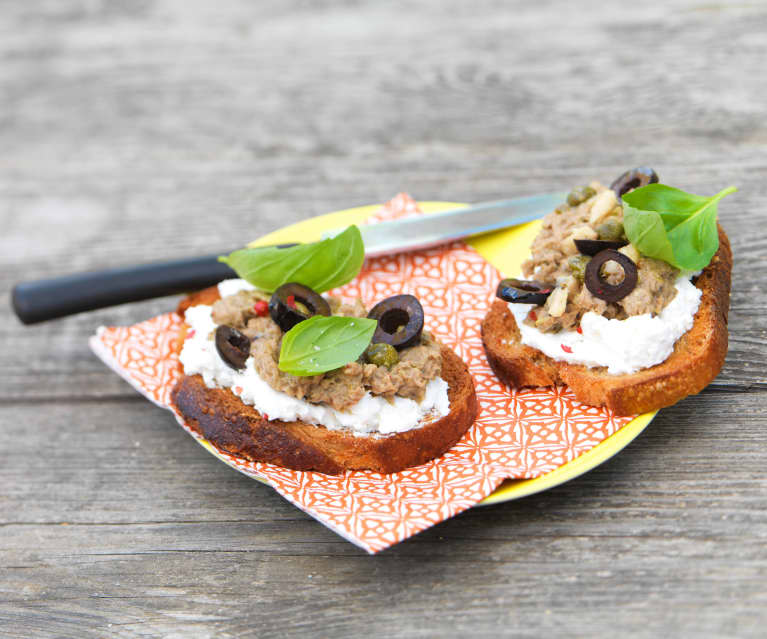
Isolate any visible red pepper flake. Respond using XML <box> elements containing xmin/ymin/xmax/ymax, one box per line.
<box><xmin>528</xmin><ymin>309</ymin><xmax>537</xmax><ymax>321</ymax></box>
<box><xmin>561</xmin><ymin>344</ymin><xmax>573</xmax><ymax>354</ymax></box>
<box><xmin>263</xmin><ymin>413</ymin><xmax>270</xmax><ymax>421</ymax></box>
<box><xmin>234</xmin><ymin>386</ymin><xmax>243</xmax><ymax>395</ymax></box>
<box><xmin>253</xmin><ymin>300</ymin><xmax>269</xmax><ymax>317</ymax></box>
<box><xmin>576</xmin><ymin>325</ymin><xmax>583</xmax><ymax>335</ymax></box>
<box><xmin>286</xmin><ymin>295</ymin><xmax>296</xmax><ymax>309</ymax></box>
<box><xmin>187</xmin><ymin>329</ymin><xmax>196</xmax><ymax>339</ymax></box>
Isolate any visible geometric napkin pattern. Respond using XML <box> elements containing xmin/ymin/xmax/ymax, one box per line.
<box><xmin>90</xmin><ymin>194</ymin><xmax>633</xmax><ymax>553</ymax></box>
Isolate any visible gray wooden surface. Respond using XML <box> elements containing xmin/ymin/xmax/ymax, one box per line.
<box><xmin>2</xmin><ymin>1</ymin><xmax>766</xmax><ymax>637</ymax></box>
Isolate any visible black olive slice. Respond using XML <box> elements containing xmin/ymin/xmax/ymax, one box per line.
<box><xmin>269</xmin><ymin>282</ymin><xmax>331</xmax><ymax>332</ymax></box>
<box><xmin>584</xmin><ymin>249</ymin><xmax>638</xmax><ymax>303</ymax></box>
<box><xmin>215</xmin><ymin>325</ymin><xmax>251</xmax><ymax>370</ymax></box>
<box><xmin>495</xmin><ymin>278</ymin><xmax>554</xmax><ymax>305</ymax></box>
<box><xmin>574</xmin><ymin>238</ymin><xmax>628</xmax><ymax>256</ymax></box>
<box><xmin>610</xmin><ymin>167</ymin><xmax>659</xmax><ymax>199</ymax></box>
<box><xmin>367</xmin><ymin>294</ymin><xmax>424</xmax><ymax>351</ymax></box>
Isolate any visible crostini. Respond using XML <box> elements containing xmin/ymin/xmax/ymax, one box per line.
<box><xmin>171</xmin><ymin>227</ymin><xmax>478</xmax><ymax>474</ymax></box>
<box><xmin>481</xmin><ymin>168</ymin><xmax>733</xmax><ymax>415</ymax></box>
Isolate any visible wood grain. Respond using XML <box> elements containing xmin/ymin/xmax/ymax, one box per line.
<box><xmin>1</xmin><ymin>1</ymin><xmax>766</xmax><ymax>637</ymax></box>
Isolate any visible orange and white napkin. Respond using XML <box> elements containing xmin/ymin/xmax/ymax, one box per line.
<box><xmin>91</xmin><ymin>194</ymin><xmax>632</xmax><ymax>553</ymax></box>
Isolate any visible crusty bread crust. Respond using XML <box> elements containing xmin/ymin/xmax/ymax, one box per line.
<box><xmin>171</xmin><ymin>288</ymin><xmax>478</xmax><ymax>474</ymax></box>
<box><xmin>481</xmin><ymin>225</ymin><xmax>732</xmax><ymax>416</ymax></box>
<box><xmin>176</xmin><ymin>286</ymin><xmax>221</xmax><ymax>315</ymax></box>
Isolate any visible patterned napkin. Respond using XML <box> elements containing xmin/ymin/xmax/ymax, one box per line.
<box><xmin>90</xmin><ymin>194</ymin><xmax>632</xmax><ymax>553</ymax></box>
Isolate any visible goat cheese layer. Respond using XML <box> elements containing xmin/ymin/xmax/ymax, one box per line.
<box><xmin>508</xmin><ymin>275</ymin><xmax>703</xmax><ymax>375</ymax></box>
<box><xmin>217</xmin><ymin>278</ymin><xmax>256</xmax><ymax>297</ymax></box>
<box><xmin>178</xmin><ymin>302</ymin><xmax>450</xmax><ymax>436</ymax></box>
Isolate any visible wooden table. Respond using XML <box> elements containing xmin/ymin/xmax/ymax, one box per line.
<box><xmin>2</xmin><ymin>2</ymin><xmax>766</xmax><ymax>637</ymax></box>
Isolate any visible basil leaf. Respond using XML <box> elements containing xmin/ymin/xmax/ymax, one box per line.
<box><xmin>622</xmin><ymin>204</ymin><xmax>676</xmax><ymax>266</ymax></box>
<box><xmin>219</xmin><ymin>225</ymin><xmax>364</xmax><ymax>293</ymax></box>
<box><xmin>622</xmin><ymin>184</ymin><xmax>736</xmax><ymax>271</ymax></box>
<box><xmin>278</xmin><ymin>315</ymin><xmax>377</xmax><ymax>377</ymax></box>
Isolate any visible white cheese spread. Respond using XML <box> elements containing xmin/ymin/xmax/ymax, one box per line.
<box><xmin>179</xmin><ymin>303</ymin><xmax>450</xmax><ymax>436</ymax></box>
<box><xmin>508</xmin><ymin>275</ymin><xmax>702</xmax><ymax>375</ymax></box>
<box><xmin>217</xmin><ymin>278</ymin><xmax>256</xmax><ymax>297</ymax></box>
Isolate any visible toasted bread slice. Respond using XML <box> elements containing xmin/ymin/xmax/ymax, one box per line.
<box><xmin>481</xmin><ymin>225</ymin><xmax>732</xmax><ymax>415</ymax></box>
<box><xmin>171</xmin><ymin>287</ymin><xmax>478</xmax><ymax>474</ymax></box>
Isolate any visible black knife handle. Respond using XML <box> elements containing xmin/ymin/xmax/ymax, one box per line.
<box><xmin>11</xmin><ymin>254</ymin><xmax>238</xmax><ymax>324</ymax></box>
<box><xmin>11</xmin><ymin>244</ymin><xmax>301</xmax><ymax>324</ymax></box>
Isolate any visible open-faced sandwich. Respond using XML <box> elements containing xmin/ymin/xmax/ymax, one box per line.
<box><xmin>171</xmin><ymin>226</ymin><xmax>477</xmax><ymax>475</ymax></box>
<box><xmin>482</xmin><ymin>168</ymin><xmax>734</xmax><ymax>415</ymax></box>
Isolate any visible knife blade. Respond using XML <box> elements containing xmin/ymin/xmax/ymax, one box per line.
<box><xmin>11</xmin><ymin>193</ymin><xmax>563</xmax><ymax>324</ymax></box>
<box><xmin>328</xmin><ymin>192</ymin><xmax>566</xmax><ymax>257</ymax></box>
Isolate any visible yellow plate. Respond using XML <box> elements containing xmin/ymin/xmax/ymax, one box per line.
<box><xmin>242</xmin><ymin>201</ymin><xmax>657</xmax><ymax>506</ymax></box>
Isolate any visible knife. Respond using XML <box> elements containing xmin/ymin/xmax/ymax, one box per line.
<box><xmin>325</xmin><ymin>193</ymin><xmax>566</xmax><ymax>258</ymax></box>
<box><xmin>11</xmin><ymin>192</ymin><xmax>564</xmax><ymax>324</ymax></box>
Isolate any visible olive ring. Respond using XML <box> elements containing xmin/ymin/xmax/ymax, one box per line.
<box><xmin>367</xmin><ymin>294</ymin><xmax>424</xmax><ymax>350</ymax></box>
<box><xmin>584</xmin><ymin>249</ymin><xmax>638</xmax><ymax>303</ymax></box>
<box><xmin>610</xmin><ymin>166</ymin><xmax>659</xmax><ymax>199</ymax></box>
<box><xmin>269</xmin><ymin>282</ymin><xmax>331</xmax><ymax>332</ymax></box>
<box><xmin>495</xmin><ymin>278</ymin><xmax>553</xmax><ymax>305</ymax></box>
<box><xmin>574</xmin><ymin>238</ymin><xmax>628</xmax><ymax>256</ymax></box>
<box><xmin>215</xmin><ymin>325</ymin><xmax>251</xmax><ymax>370</ymax></box>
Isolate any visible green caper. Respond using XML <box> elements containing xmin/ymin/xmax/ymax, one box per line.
<box><xmin>596</xmin><ymin>218</ymin><xmax>625</xmax><ymax>242</ymax></box>
<box><xmin>568</xmin><ymin>254</ymin><xmax>590</xmax><ymax>282</ymax></box>
<box><xmin>566</xmin><ymin>185</ymin><xmax>596</xmax><ymax>207</ymax></box>
<box><xmin>365</xmin><ymin>342</ymin><xmax>399</xmax><ymax>368</ymax></box>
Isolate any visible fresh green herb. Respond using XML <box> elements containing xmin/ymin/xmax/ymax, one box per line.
<box><xmin>278</xmin><ymin>315</ymin><xmax>377</xmax><ymax>376</ymax></box>
<box><xmin>622</xmin><ymin>184</ymin><xmax>736</xmax><ymax>270</ymax></box>
<box><xmin>219</xmin><ymin>225</ymin><xmax>364</xmax><ymax>294</ymax></box>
